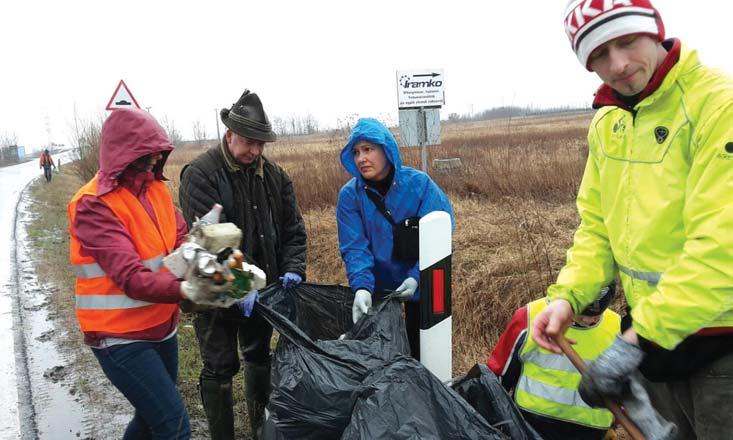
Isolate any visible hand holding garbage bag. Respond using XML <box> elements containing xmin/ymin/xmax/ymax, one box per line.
<box><xmin>395</xmin><ymin>277</ymin><xmax>417</xmax><ymax>301</ymax></box>
<box><xmin>237</xmin><ymin>290</ymin><xmax>259</xmax><ymax>317</ymax></box>
<box><xmin>280</xmin><ymin>272</ymin><xmax>302</xmax><ymax>289</ymax></box>
<box><xmin>352</xmin><ymin>289</ymin><xmax>372</xmax><ymax>323</ymax></box>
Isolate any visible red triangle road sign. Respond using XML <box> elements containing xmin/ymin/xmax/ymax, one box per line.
<box><xmin>105</xmin><ymin>79</ymin><xmax>141</xmax><ymax>110</ymax></box>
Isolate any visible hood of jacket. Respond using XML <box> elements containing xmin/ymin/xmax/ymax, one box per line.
<box><xmin>340</xmin><ymin>118</ymin><xmax>401</xmax><ymax>182</ymax></box>
<box><xmin>97</xmin><ymin>108</ymin><xmax>174</xmax><ymax>196</ymax></box>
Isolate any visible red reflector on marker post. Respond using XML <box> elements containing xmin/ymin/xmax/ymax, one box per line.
<box><xmin>432</xmin><ymin>269</ymin><xmax>444</xmax><ymax>314</ymax></box>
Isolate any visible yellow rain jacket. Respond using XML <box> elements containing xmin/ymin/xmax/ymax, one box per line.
<box><xmin>548</xmin><ymin>45</ymin><xmax>733</xmax><ymax>350</ymax></box>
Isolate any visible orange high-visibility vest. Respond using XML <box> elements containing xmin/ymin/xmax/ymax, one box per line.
<box><xmin>67</xmin><ymin>174</ymin><xmax>178</xmax><ymax>333</ymax></box>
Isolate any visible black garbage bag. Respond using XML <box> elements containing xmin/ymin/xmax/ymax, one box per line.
<box><xmin>452</xmin><ymin>364</ymin><xmax>543</xmax><ymax>440</ymax></box>
<box><xmin>343</xmin><ymin>357</ymin><xmax>504</xmax><ymax>439</ymax></box>
<box><xmin>256</xmin><ymin>283</ymin><xmax>505</xmax><ymax>439</ymax></box>
<box><xmin>257</xmin><ymin>283</ymin><xmax>410</xmax><ymax>439</ymax></box>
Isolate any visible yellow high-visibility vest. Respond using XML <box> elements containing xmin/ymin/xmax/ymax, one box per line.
<box><xmin>515</xmin><ymin>298</ymin><xmax>620</xmax><ymax>428</ymax></box>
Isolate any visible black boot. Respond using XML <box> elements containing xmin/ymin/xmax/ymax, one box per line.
<box><xmin>199</xmin><ymin>375</ymin><xmax>235</xmax><ymax>440</ymax></box>
<box><xmin>243</xmin><ymin>362</ymin><xmax>271</xmax><ymax>440</ymax></box>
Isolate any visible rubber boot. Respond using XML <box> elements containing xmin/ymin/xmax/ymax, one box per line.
<box><xmin>199</xmin><ymin>375</ymin><xmax>235</xmax><ymax>440</ymax></box>
<box><xmin>243</xmin><ymin>362</ymin><xmax>271</xmax><ymax>440</ymax></box>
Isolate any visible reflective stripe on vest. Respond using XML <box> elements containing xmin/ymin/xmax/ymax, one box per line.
<box><xmin>517</xmin><ymin>375</ymin><xmax>591</xmax><ymax>408</ymax></box>
<box><xmin>68</xmin><ymin>175</ymin><xmax>178</xmax><ymax>333</ymax></box>
<box><xmin>74</xmin><ymin>254</ymin><xmax>165</xmax><ymax>279</ymax></box>
<box><xmin>76</xmin><ymin>295</ymin><xmax>154</xmax><ymax>310</ymax></box>
<box><xmin>522</xmin><ymin>350</ymin><xmax>593</xmax><ymax>374</ymax></box>
<box><xmin>618</xmin><ymin>264</ymin><xmax>662</xmax><ymax>286</ymax></box>
<box><xmin>515</xmin><ymin>298</ymin><xmax>620</xmax><ymax>429</ymax></box>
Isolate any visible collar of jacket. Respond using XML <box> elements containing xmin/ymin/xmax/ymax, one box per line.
<box><xmin>220</xmin><ymin>137</ymin><xmax>264</xmax><ymax>177</ymax></box>
<box><xmin>592</xmin><ymin>38</ymin><xmax>683</xmax><ymax>111</ymax></box>
<box><xmin>118</xmin><ymin>167</ymin><xmax>154</xmax><ymax>197</ymax></box>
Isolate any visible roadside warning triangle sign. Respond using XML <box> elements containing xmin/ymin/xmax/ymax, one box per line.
<box><xmin>105</xmin><ymin>80</ymin><xmax>140</xmax><ymax>110</ymax></box>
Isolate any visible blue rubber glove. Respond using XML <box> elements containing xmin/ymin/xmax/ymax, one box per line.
<box><xmin>280</xmin><ymin>272</ymin><xmax>302</xmax><ymax>289</ymax></box>
<box><xmin>237</xmin><ymin>290</ymin><xmax>259</xmax><ymax>317</ymax></box>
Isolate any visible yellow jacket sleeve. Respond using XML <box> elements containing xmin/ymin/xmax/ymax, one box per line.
<box><xmin>547</xmin><ymin>131</ymin><xmax>618</xmax><ymax>314</ymax></box>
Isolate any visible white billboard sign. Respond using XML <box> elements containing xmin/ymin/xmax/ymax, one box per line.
<box><xmin>396</xmin><ymin>69</ymin><xmax>445</xmax><ymax>109</ymax></box>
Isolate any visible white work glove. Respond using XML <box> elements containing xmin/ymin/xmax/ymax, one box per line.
<box><xmin>352</xmin><ymin>289</ymin><xmax>372</xmax><ymax>324</ymax></box>
<box><xmin>395</xmin><ymin>277</ymin><xmax>418</xmax><ymax>301</ymax></box>
<box><xmin>180</xmin><ymin>277</ymin><xmax>239</xmax><ymax>308</ymax></box>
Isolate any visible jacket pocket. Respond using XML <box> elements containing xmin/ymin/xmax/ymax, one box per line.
<box><xmin>595</xmin><ymin>107</ymin><xmax>690</xmax><ymax>164</ymax></box>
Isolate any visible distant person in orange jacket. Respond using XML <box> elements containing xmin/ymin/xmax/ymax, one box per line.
<box><xmin>39</xmin><ymin>149</ymin><xmax>55</xmax><ymax>182</ymax></box>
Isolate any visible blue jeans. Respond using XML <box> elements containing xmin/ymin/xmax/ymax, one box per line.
<box><xmin>92</xmin><ymin>335</ymin><xmax>191</xmax><ymax>439</ymax></box>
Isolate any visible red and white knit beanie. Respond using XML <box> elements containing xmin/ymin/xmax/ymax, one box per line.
<box><xmin>564</xmin><ymin>0</ymin><xmax>665</xmax><ymax>70</ymax></box>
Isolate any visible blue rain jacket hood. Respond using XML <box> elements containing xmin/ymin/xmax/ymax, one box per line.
<box><xmin>337</xmin><ymin>118</ymin><xmax>454</xmax><ymax>299</ymax></box>
<box><xmin>340</xmin><ymin>117</ymin><xmax>402</xmax><ymax>181</ymax></box>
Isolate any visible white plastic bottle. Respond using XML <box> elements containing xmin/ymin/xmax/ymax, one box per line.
<box><xmin>195</xmin><ymin>203</ymin><xmax>223</xmax><ymax>228</ymax></box>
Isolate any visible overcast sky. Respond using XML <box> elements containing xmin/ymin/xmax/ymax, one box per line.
<box><xmin>1</xmin><ymin>0</ymin><xmax>731</xmax><ymax>151</ymax></box>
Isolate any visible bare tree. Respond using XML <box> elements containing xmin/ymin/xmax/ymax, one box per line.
<box><xmin>160</xmin><ymin>116</ymin><xmax>183</xmax><ymax>146</ymax></box>
<box><xmin>303</xmin><ymin>114</ymin><xmax>319</xmax><ymax>135</ymax></box>
<box><xmin>192</xmin><ymin>121</ymin><xmax>207</xmax><ymax>147</ymax></box>
<box><xmin>68</xmin><ymin>110</ymin><xmax>104</xmax><ymax>182</ymax></box>
<box><xmin>0</xmin><ymin>131</ymin><xmax>18</xmax><ymax>163</ymax></box>
<box><xmin>272</xmin><ymin>116</ymin><xmax>287</xmax><ymax>136</ymax></box>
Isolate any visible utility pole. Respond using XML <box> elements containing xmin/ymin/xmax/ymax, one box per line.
<box><xmin>214</xmin><ymin>108</ymin><xmax>221</xmax><ymax>143</ymax></box>
<box><xmin>45</xmin><ymin>114</ymin><xmax>52</xmax><ymax>151</ymax></box>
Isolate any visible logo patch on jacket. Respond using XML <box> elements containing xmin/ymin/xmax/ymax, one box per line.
<box><xmin>612</xmin><ymin>118</ymin><xmax>627</xmax><ymax>137</ymax></box>
<box><xmin>719</xmin><ymin>142</ymin><xmax>733</xmax><ymax>160</ymax></box>
<box><xmin>654</xmin><ymin>127</ymin><xmax>669</xmax><ymax>144</ymax></box>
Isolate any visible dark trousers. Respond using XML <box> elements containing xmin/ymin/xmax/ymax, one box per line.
<box><xmin>43</xmin><ymin>166</ymin><xmax>52</xmax><ymax>182</ymax></box>
<box><xmin>642</xmin><ymin>351</ymin><xmax>733</xmax><ymax>440</ymax></box>
<box><xmin>405</xmin><ymin>301</ymin><xmax>421</xmax><ymax>360</ymax></box>
<box><xmin>194</xmin><ymin>307</ymin><xmax>273</xmax><ymax>379</ymax></box>
<box><xmin>521</xmin><ymin>410</ymin><xmax>607</xmax><ymax>440</ymax></box>
<box><xmin>92</xmin><ymin>335</ymin><xmax>190</xmax><ymax>440</ymax></box>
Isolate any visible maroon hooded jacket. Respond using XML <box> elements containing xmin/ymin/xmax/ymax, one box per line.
<box><xmin>71</xmin><ymin>108</ymin><xmax>186</xmax><ymax>346</ymax></box>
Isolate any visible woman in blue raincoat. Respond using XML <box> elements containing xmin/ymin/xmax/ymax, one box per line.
<box><xmin>337</xmin><ymin>117</ymin><xmax>453</xmax><ymax>359</ymax></box>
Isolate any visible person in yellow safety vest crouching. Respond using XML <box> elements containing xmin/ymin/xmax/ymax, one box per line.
<box><xmin>488</xmin><ymin>285</ymin><xmax>620</xmax><ymax>440</ymax></box>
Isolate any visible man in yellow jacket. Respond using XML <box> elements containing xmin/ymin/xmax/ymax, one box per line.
<box><xmin>533</xmin><ymin>1</ymin><xmax>733</xmax><ymax>438</ymax></box>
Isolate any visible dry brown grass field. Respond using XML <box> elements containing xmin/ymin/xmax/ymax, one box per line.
<box><xmin>167</xmin><ymin>111</ymin><xmax>594</xmax><ymax>374</ymax></box>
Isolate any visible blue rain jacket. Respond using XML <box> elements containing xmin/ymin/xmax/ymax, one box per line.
<box><xmin>336</xmin><ymin>118</ymin><xmax>454</xmax><ymax>301</ymax></box>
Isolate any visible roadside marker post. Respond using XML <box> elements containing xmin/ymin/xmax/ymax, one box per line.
<box><xmin>418</xmin><ymin>211</ymin><xmax>452</xmax><ymax>382</ymax></box>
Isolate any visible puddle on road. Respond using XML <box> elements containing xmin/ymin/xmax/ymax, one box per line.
<box><xmin>14</xmin><ymin>203</ymin><xmax>87</xmax><ymax>439</ymax></box>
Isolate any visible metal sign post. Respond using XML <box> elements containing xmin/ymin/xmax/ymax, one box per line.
<box><xmin>418</xmin><ymin>107</ymin><xmax>427</xmax><ymax>173</ymax></box>
<box><xmin>395</xmin><ymin>69</ymin><xmax>451</xmax><ymax>380</ymax></box>
<box><xmin>396</xmin><ymin>69</ymin><xmax>444</xmax><ymax>174</ymax></box>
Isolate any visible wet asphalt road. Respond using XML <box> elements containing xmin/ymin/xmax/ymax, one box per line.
<box><xmin>0</xmin><ymin>154</ymin><xmax>89</xmax><ymax>439</ymax></box>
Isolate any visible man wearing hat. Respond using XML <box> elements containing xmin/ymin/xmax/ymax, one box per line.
<box><xmin>488</xmin><ymin>285</ymin><xmax>620</xmax><ymax>440</ymax></box>
<box><xmin>179</xmin><ymin>90</ymin><xmax>307</xmax><ymax>439</ymax></box>
<box><xmin>533</xmin><ymin>1</ymin><xmax>733</xmax><ymax>437</ymax></box>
